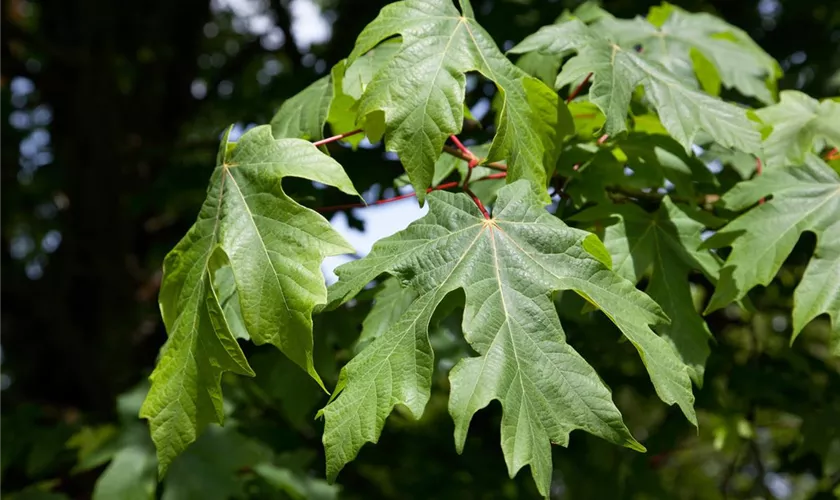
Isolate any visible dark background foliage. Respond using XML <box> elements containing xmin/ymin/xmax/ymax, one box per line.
<box><xmin>2</xmin><ymin>0</ymin><xmax>839</xmax><ymax>498</ymax></box>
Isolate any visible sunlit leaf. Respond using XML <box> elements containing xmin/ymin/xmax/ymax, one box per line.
<box><xmin>510</xmin><ymin>19</ymin><xmax>761</xmax><ymax>155</ymax></box>
<box><xmin>346</xmin><ymin>0</ymin><xmax>572</xmax><ymax>203</ymax></box>
<box><xmin>323</xmin><ymin>181</ymin><xmax>696</xmax><ymax>496</ymax></box>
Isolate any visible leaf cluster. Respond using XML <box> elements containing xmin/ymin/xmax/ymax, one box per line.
<box><xmin>136</xmin><ymin>0</ymin><xmax>840</xmax><ymax>497</ymax></box>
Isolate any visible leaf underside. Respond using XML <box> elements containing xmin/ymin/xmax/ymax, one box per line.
<box><xmin>141</xmin><ymin>125</ymin><xmax>358</xmax><ymax>474</ymax></box>
<box><xmin>706</xmin><ymin>155</ymin><xmax>840</xmax><ymax>354</ymax></box>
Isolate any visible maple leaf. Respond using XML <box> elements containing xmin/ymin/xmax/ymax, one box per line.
<box><xmin>755</xmin><ymin>91</ymin><xmax>840</xmax><ymax>168</ymax></box>
<box><xmin>270</xmin><ymin>40</ymin><xmax>400</xmax><ymax>149</ymax></box>
<box><xmin>346</xmin><ymin>0</ymin><xmax>572</xmax><ymax>203</ymax></box>
<box><xmin>591</xmin><ymin>4</ymin><xmax>778</xmax><ymax>103</ymax></box>
<box><xmin>573</xmin><ymin>197</ymin><xmax>723</xmax><ymax>385</ymax></box>
<box><xmin>706</xmin><ymin>155</ymin><xmax>840</xmax><ymax>354</ymax></box>
<box><xmin>509</xmin><ymin>19</ymin><xmax>762</xmax><ymax>155</ymax></box>
<box><xmin>140</xmin><ymin>125</ymin><xmax>358</xmax><ymax>474</ymax></box>
<box><xmin>322</xmin><ymin>181</ymin><xmax>696</xmax><ymax>496</ymax></box>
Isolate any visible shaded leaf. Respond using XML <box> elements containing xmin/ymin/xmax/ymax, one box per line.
<box><xmin>162</xmin><ymin>426</ymin><xmax>267</xmax><ymax>500</ymax></box>
<box><xmin>616</xmin><ymin>133</ymin><xmax>717</xmax><ymax>198</ymax></box>
<box><xmin>254</xmin><ymin>463</ymin><xmax>340</xmax><ymax>500</ymax></box>
<box><xmin>706</xmin><ymin>155</ymin><xmax>840</xmax><ymax>354</ymax></box>
<box><xmin>592</xmin><ymin>4</ymin><xmax>778</xmax><ymax>103</ymax></box>
<box><xmin>141</xmin><ymin>126</ymin><xmax>358</xmax><ymax>474</ymax></box>
<box><xmin>573</xmin><ymin>197</ymin><xmax>722</xmax><ymax>385</ymax></box>
<box><xmin>91</xmin><ymin>427</ymin><xmax>156</xmax><ymax>500</ymax></box>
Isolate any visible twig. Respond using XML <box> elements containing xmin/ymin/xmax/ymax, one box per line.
<box><xmin>448</xmin><ymin>135</ymin><xmax>496</xmax><ymax>217</ymax></box>
<box><xmin>441</xmin><ymin>145</ymin><xmax>507</xmax><ymax>171</ymax></box>
<box><xmin>476</xmin><ymin>172</ymin><xmax>507</xmax><ymax>182</ymax></box>
<box><xmin>449</xmin><ymin>135</ymin><xmax>477</xmax><ymax>161</ymax></box>
<box><xmin>316</xmin><ymin>181</ymin><xmax>460</xmax><ymax>213</ymax></box>
<box><xmin>462</xmin><ymin>157</ymin><xmax>479</xmax><ymax>185</ymax></box>
<box><xmin>720</xmin><ymin>441</ymin><xmax>748</xmax><ymax>498</ymax></box>
<box><xmin>464</xmin><ymin>186</ymin><xmax>490</xmax><ymax>219</ymax></box>
<box><xmin>567</xmin><ymin>72</ymin><xmax>593</xmax><ymax>103</ymax></box>
<box><xmin>316</xmin><ymin>173</ymin><xmax>508</xmax><ymax>214</ymax></box>
<box><xmin>312</xmin><ymin>129</ymin><xmax>365</xmax><ymax>147</ymax></box>
<box><xmin>748</xmin><ymin>439</ymin><xmax>776</xmax><ymax>500</ymax></box>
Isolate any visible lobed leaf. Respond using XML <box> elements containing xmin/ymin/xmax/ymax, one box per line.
<box><xmin>346</xmin><ymin>0</ymin><xmax>572</xmax><ymax>203</ymax></box>
<box><xmin>706</xmin><ymin>155</ymin><xmax>840</xmax><ymax>354</ymax></box>
<box><xmin>323</xmin><ymin>181</ymin><xmax>696</xmax><ymax>496</ymax></box>
<box><xmin>270</xmin><ymin>77</ymin><xmax>333</xmax><ymax>145</ymax></box>
<box><xmin>510</xmin><ymin>19</ymin><xmax>762</xmax><ymax>155</ymax></box>
<box><xmin>141</xmin><ymin>125</ymin><xmax>358</xmax><ymax>474</ymax></box>
<box><xmin>573</xmin><ymin>198</ymin><xmax>723</xmax><ymax>385</ymax></box>
<box><xmin>755</xmin><ymin>91</ymin><xmax>840</xmax><ymax>168</ymax></box>
<box><xmin>592</xmin><ymin>3</ymin><xmax>779</xmax><ymax>103</ymax></box>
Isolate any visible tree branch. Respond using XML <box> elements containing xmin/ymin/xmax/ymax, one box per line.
<box><xmin>441</xmin><ymin>145</ymin><xmax>507</xmax><ymax>171</ymax></box>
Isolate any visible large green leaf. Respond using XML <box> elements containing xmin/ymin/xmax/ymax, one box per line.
<box><xmin>573</xmin><ymin>198</ymin><xmax>722</xmax><ymax>385</ymax></box>
<box><xmin>323</xmin><ymin>181</ymin><xmax>696</xmax><ymax>496</ymax></box>
<box><xmin>591</xmin><ymin>3</ymin><xmax>778</xmax><ymax>103</ymax></box>
<box><xmin>346</xmin><ymin>0</ymin><xmax>572</xmax><ymax>203</ymax></box>
<box><xmin>509</xmin><ymin>19</ymin><xmax>761</xmax><ymax>155</ymax></box>
<box><xmin>141</xmin><ymin>125</ymin><xmax>358</xmax><ymax>474</ymax></box>
<box><xmin>755</xmin><ymin>91</ymin><xmax>840</xmax><ymax>168</ymax></box>
<box><xmin>706</xmin><ymin>155</ymin><xmax>840</xmax><ymax>354</ymax></box>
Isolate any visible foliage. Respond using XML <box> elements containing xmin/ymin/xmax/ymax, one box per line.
<box><xmin>137</xmin><ymin>0</ymin><xmax>840</xmax><ymax>495</ymax></box>
<box><xmin>3</xmin><ymin>0</ymin><xmax>840</xmax><ymax>498</ymax></box>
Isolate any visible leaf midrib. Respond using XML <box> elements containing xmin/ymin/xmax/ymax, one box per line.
<box><xmin>223</xmin><ymin>167</ymin><xmax>294</xmax><ymax>329</ymax></box>
<box><xmin>326</xmin><ymin>224</ymin><xmax>487</xmax><ymax>436</ymax></box>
